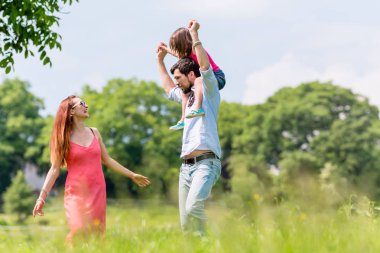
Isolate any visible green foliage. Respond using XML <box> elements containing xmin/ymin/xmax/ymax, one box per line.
<box><xmin>279</xmin><ymin>151</ymin><xmax>320</xmax><ymax>181</ymax></box>
<box><xmin>2</xmin><ymin>170</ymin><xmax>35</xmax><ymax>222</ymax></box>
<box><xmin>236</xmin><ymin>82</ymin><xmax>378</xmax><ymax>164</ymax></box>
<box><xmin>30</xmin><ymin>116</ymin><xmax>54</xmax><ymax>170</ymax></box>
<box><xmin>0</xmin><ymin>0</ymin><xmax>78</xmax><ymax>72</ymax></box>
<box><xmin>311</xmin><ymin>117</ymin><xmax>380</xmax><ymax>179</ymax></box>
<box><xmin>218</xmin><ymin>101</ymin><xmax>251</xmax><ymax>158</ymax></box>
<box><xmin>231</xmin><ymin>81</ymin><xmax>380</xmax><ymax>202</ymax></box>
<box><xmin>0</xmin><ymin>79</ymin><xmax>44</xmax><ymax>194</ymax></box>
<box><xmin>226</xmin><ymin>154</ymin><xmax>271</xmax><ymax>210</ymax></box>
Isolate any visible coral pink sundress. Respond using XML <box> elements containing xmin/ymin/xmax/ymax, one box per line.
<box><xmin>64</xmin><ymin>128</ymin><xmax>106</xmax><ymax>240</ymax></box>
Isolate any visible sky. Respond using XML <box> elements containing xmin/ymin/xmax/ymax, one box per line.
<box><xmin>1</xmin><ymin>0</ymin><xmax>380</xmax><ymax>115</ymax></box>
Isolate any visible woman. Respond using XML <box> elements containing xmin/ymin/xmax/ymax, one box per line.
<box><xmin>33</xmin><ymin>95</ymin><xmax>150</xmax><ymax>241</ymax></box>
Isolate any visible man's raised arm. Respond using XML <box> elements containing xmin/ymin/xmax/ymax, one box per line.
<box><xmin>156</xmin><ymin>42</ymin><xmax>176</xmax><ymax>95</ymax></box>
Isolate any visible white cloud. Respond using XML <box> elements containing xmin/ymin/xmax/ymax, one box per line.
<box><xmin>243</xmin><ymin>54</ymin><xmax>320</xmax><ymax>104</ymax></box>
<box><xmin>243</xmin><ymin>54</ymin><xmax>380</xmax><ymax>109</ymax></box>
<box><xmin>244</xmin><ymin>20</ymin><xmax>380</xmax><ymax>109</ymax></box>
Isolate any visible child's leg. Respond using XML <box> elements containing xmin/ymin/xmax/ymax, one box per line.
<box><xmin>180</xmin><ymin>92</ymin><xmax>189</xmax><ymax>122</ymax></box>
<box><xmin>185</xmin><ymin>77</ymin><xmax>205</xmax><ymax>119</ymax></box>
<box><xmin>169</xmin><ymin>92</ymin><xmax>189</xmax><ymax>130</ymax></box>
<box><xmin>192</xmin><ymin>77</ymin><xmax>203</xmax><ymax>111</ymax></box>
<box><xmin>214</xmin><ymin>69</ymin><xmax>226</xmax><ymax>90</ymax></box>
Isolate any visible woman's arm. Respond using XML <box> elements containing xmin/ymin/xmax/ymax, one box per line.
<box><xmin>93</xmin><ymin>128</ymin><xmax>150</xmax><ymax>187</ymax></box>
<box><xmin>32</xmin><ymin>162</ymin><xmax>61</xmax><ymax>217</ymax></box>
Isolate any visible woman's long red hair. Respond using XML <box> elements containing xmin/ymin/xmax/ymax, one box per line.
<box><xmin>50</xmin><ymin>95</ymin><xmax>77</xmax><ymax>167</ymax></box>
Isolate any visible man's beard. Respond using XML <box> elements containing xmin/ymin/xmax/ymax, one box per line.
<box><xmin>181</xmin><ymin>82</ymin><xmax>193</xmax><ymax>94</ymax></box>
<box><xmin>182</xmin><ymin>86</ymin><xmax>192</xmax><ymax>94</ymax></box>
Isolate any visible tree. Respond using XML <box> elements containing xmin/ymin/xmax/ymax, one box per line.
<box><xmin>0</xmin><ymin>79</ymin><xmax>44</xmax><ymax>195</ymax></box>
<box><xmin>235</xmin><ymin>82</ymin><xmax>379</xmax><ymax>167</ymax></box>
<box><xmin>310</xmin><ymin>116</ymin><xmax>380</xmax><ymax>198</ymax></box>
<box><xmin>2</xmin><ymin>170</ymin><xmax>35</xmax><ymax>223</ymax></box>
<box><xmin>29</xmin><ymin>115</ymin><xmax>54</xmax><ymax>170</ymax></box>
<box><xmin>218</xmin><ymin>101</ymin><xmax>251</xmax><ymax>159</ymax></box>
<box><xmin>230</xmin><ymin>82</ymin><xmax>380</xmax><ymax>200</ymax></box>
<box><xmin>218</xmin><ymin>101</ymin><xmax>253</xmax><ymax>191</ymax></box>
<box><xmin>0</xmin><ymin>0</ymin><xmax>78</xmax><ymax>73</ymax></box>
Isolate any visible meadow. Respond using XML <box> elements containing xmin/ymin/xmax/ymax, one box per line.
<box><xmin>1</xmin><ymin>195</ymin><xmax>380</xmax><ymax>253</ymax></box>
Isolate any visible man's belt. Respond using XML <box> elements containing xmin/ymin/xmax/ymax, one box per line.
<box><xmin>182</xmin><ymin>152</ymin><xmax>218</xmax><ymax>165</ymax></box>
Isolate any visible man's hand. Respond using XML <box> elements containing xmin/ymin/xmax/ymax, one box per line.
<box><xmin>156</xmin><ymin>41</ymin><xmax>177</xmax><ymax>95</ymax></box>
<box><xmin>156</xmin><ymin>42</ymin><xmax>169</xmax><ymax>61</ymax></box>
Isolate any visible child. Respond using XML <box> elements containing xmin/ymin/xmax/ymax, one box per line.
<box><xmin>167</xmin><ymin>25</ymin><xmax>226</xmax><ymax>130</ymax></box>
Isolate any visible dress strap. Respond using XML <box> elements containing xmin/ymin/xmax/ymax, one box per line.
<box><xmin>89</xmin><ymin>127</ymin><xmax>95</xmax><ymax>136</ymax></box>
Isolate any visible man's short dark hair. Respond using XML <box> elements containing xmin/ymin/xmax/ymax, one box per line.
<box><xmin>170</xmin><ymin>57</ymin><xmax>201</xmax><ymax>77</ymax></box>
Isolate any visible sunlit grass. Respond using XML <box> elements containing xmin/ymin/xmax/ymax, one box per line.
<box><xmin>1</xmin><ymin>196</ymin><xmax>380</xmax><ymax>253</ymax></box>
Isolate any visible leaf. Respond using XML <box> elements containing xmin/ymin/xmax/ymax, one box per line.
<box><xmin>5</xmin><ymin>66</ymin><xmax>11</xmax><ymax>74</ymax></box>
<box><xmin>40</xmin><ymin>51</ymin><xmax>46</xmax><ymax>60</ymax></box>
<box><xmin>0</xmin><ymin>0</ymin><xmax>76</xmax><ymax>70</ymax></box>
<box><xmin>0</xmin><ymin>59</ymin><xmax>8</xmax><ymax>68</ymax></box>
<box><xmin>4</xmin><ymin>42</ymin><xmax>11</xmax><ymax>51</ymax></box>
<box><xmin>43</xmin><ymin>57</ymin><xmax>50</xmax><ymax>65</ymax></box>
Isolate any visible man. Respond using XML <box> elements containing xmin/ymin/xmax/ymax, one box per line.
<box><xmin>156</xmin><ymin>20</ymin><xmax>222</xmax><ymax>235</ymax></box>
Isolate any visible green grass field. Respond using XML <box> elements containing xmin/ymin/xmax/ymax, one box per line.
<box><xmin>1</xmin><ymin>197</ymin><xmax>380</xmax><ymax>253</ymax></box>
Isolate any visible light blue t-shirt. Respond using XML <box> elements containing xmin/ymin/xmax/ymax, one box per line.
<box><xmin>168</xmin><ymin>65</ymin><xmax>222</xmax><ymax>159</ymax></box>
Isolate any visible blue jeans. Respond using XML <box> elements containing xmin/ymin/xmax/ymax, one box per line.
<box><xmin>178</xmin><ymin>158</ymin><xmax>221</xmax><ymax>234</ymax></box>
<box><xmin>214</xmin><ymin>69</ymin><xmax>226</xmax><ymax>90</ymax></box>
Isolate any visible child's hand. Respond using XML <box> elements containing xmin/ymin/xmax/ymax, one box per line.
<box><xmin>167</xmin><ymin>49</ymin><xmax>178</xmax><ymax>58</ymax></box>
<box><xmin>131</xmin><ymin>173</ymin><xmax>151</xmax><ymax>187</ymax></box>
<box><xmin>157</xmin><ymin>42</ymin><xmax>177</xmax><ymax>57</ymax></box>
<box><xmin>188</xmin><ymin>19</ymin><xmax>200</xmax><ymax>33</ymax></box>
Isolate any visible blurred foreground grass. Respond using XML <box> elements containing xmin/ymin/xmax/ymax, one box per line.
<box><xmin>1</xmin><ymin>196</ymin><xmax>380</xmax><ymax>253</ymax></box>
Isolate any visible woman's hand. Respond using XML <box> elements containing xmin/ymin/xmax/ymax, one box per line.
<box><xmin>131</xmin><ymin>173</ymin><xmax>151</xmax><ymax>187</ymax></box>
<box><xmin>33</xmin><ymin>199</ymin><xmax>45</xmax><ymax>217</ymax></box>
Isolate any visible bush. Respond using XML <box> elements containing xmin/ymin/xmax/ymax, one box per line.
<box><xmin>2</xmin><ymin>170</ymin><xmax>35</xmax><ymax>223</ymax></box>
